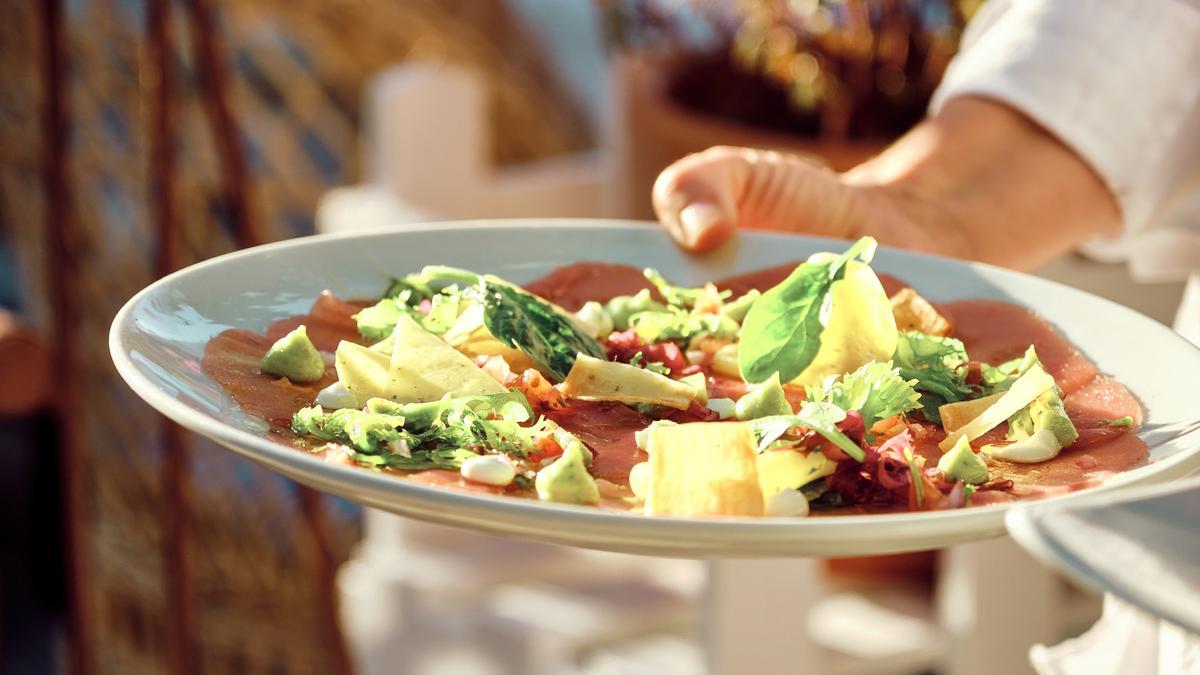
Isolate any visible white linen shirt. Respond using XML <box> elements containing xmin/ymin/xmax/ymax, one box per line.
<box><xmin>930</xmin><ymin>0</ymin><xmax>1200</xmax><ymax>296</ymax></box>
<box><xmin>930</xmin><ymin>3</ymin><xmax>1200</xmax><ymax>673</ymax></box>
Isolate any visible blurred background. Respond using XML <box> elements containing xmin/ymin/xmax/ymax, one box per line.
<box><xmin>0</xmin><ymin>1</ymin><xmax>1186</xmax><ymax>674</ymax></box>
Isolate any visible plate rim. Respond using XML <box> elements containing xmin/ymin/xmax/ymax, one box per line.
<box><xmin>109</xmin><ymin>218</ymin><xmax>1200</xmax><ymax>554</ymax></box>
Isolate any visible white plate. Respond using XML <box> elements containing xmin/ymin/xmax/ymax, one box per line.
<box><xmin>1006</xmin><ymin>477</ymin><xmax>1200</xmax><ymax>634</ymax></box>
<box><xmin>110</xmin><ymin>219</ymin><xmax>1200</xmax><ymax>557</ymax></box>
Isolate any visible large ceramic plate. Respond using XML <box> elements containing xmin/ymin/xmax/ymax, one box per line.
<box><xmin>110</xmin><ymin>220</ymin><xmax>1200</xmax><ymax>557</ymax></box>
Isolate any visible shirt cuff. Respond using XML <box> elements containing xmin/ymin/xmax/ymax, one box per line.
<box><xmin>930</xmin><ymin>0</ymin><xmax>1200</xmax><ymax>235</ymax></box>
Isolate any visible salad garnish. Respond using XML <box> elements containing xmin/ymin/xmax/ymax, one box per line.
<box><xmin>200</xmin><ymin>236</ymin><xmax>1138</xmax><ymax>518</ymax></box>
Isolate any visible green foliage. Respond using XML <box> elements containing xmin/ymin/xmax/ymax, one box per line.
<box><xmin>892</xmin><ymin>331</ymin><xmax>973</xmax><ymax>421</ymax></box>
<box><xmin>628</xmin><ymin>306</ymin><xmax>737</xmax><ymax>343</ymax></box>
<box><xmin>806</xmin><ymin>360</ymin><xmax>921</xmax><ymax>433</ymax></box>
<box><xmin>478</xmin><ymin>277</ymin><xmax>606</xmax><ymax>381</ymax></box>
<box><xmin>292</xmin><ymin>392</ymin><xmax>537</xmax><ymax>468</ymax></box>
<box><xmin>738</xmin><ymin>237</ymin><xmax>877</xmax><ymax>384</ymax></box>
<box><xmin>748</xmin><ymin>401</ymin><xmax>864</xmax><ymax>461</ymax></box>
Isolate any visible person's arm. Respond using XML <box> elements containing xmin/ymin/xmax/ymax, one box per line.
<box><xmin>653</xmin><ymin>97</ymin><xmax>1119</xmax><ymax>272</ymax></box>
<box><xmin>846</xmin><ymin>96</ymin><xmax>1123</xmax><ymax>269</ymax></box>
<box><xmin>654</xmin><ymin>0</ymin><xmax>1200</xmax><ymax>272</ymax></box>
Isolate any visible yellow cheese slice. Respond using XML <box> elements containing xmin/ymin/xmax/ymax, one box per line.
<box><xmin>938</xmin><ymin>364</ymin><xmax>1056</xmax><ymax>452</ymax></box>
<box><xmin>385</xmin><ymin>314</ymin><xmax>505</xmax><ymax>403</ymax></box>
<box><xmin>561</xmin><ymin>354</ymin><xmax>698</xmax><ymax>410</ymax></box>
<box><xmin>756</xmin><ymin>449</ymin><xmax>835</xmax><ymax>499</ymax></box>
<box><xmin>792</xmin><ymin>260</ymin><xmax>899</xmax><ymax>388</ymax></box>
<box><xmin>645</xmin><ymin>422</ymin><xmax>765</xmax><ymax>517</ymax></box>
<box><xmin>334</xmin><ymin>341</ymin><xmax>391</xmax><ymax>407</ymax></box>
<box><xmin>443</xmin><ymin>303</ymin><xmax>542</xmax><ymax>375</ymax></box>
<box><xmin>938</xmin><ymin>392</ymin><xmax>1004</xmax><ymax>433</ymax></box>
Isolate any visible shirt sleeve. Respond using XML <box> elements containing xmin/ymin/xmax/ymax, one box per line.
<box><xmin>930</xmin><ymin>0</ymin><xmax>1200</xmax><ymax>237</ymax></box>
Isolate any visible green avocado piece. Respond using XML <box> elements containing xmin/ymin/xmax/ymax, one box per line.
<box><xmin>605</xmin><ymin>289</ymin><xmax>667</xmax><ymax>330</ymax></box>
<box><xmin>1008</xmin><ymin>388</ymin><xmax>1079</xmax><ymax>448</ymax></box>
<box><xmin>735</xmin><ymin>372</ymin><xmax>793</xmax><ymax>421</ymax></box>
<box><xmin>937</xmin><ymin>435</ymin><xmax>989</xmax><ymax>485</ymax></box>
<box><xmin>261</xmin><ymin>325</ymin><xmax>325</xmax><ymax>383</ymax></box>
<box><xmin>535</xmin><ymin>441</ymin><xmax>600</xmax><ymax>505</ymax></box>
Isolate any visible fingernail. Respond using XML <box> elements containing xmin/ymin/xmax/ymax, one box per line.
<box><xmin>679</xmin><ymin>203</ymin><xmax>721</xmax><ymax>247</ymax></box>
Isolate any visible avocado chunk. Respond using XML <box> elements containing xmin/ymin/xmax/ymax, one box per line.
<box><xmin>1007</xmin><ymin>387</ymin><xmax>1079</xmax><ymax>448</ymax></box>
<box><xmin>937</xmin><ymin>435</ymin><xmax>989</xmax><ymax>485</ymax></box>
<box><xmin>605</xmin><ymin>289</ymin><xmax>667</xmax><ymax>330</ymax></box>
<box><xmin>535</xmin><ymin>441</ymin><xmax>600</xmax><ymax>505</ymax></box>
<box><xmin>735</xmin><ymin>372</ymin><xmax>793</xmax><ymax>421</ymax></box>
<box><xmin>261</xmin><ymin>325</ymin><xmax>325</xmax><ymax>383</ymax></box>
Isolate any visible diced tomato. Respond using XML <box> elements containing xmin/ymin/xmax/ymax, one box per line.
<box><xmin>530</xmin><ymin>435</ymin><xmax>564</xmax><ymax>463</ymax></box>
<box><xmin>642</xmin><ymin>342</ymin><xmax>688</xmax><ymax>374</ymax></box>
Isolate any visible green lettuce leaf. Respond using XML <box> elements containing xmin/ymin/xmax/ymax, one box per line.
<box><xmin>643</xmin><ymin>268</ymin><xmax>729</xmax><ymax>309</ymax></box>
<box><xmin>892</xmin><ymin>331</ymin><xmax>973</xmax><ymax>422</ymax></box>
<box><xmin>628</xmin><ymin>306</ymin><xmax>738</xmax><ymax>343</ymax></box>
<box><xmin>806</xmin><ymin>360</ymin><xmax>922</xmax><ymax>433</ymax></box>
<box><xmin>478</xmin><ymin>277</ymin><xmax>606</xmax><ymax>381</ymax></box>
<box><xmin>292</xmin><ymin>391</ymin><xmax>538</xmax><ymax>466</ymax></box>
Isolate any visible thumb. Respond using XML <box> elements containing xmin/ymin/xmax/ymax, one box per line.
<box><xmin>654</xmin><ymin>146</ymin><xmax>865</xmax><ymax>252</ymax></box>
<box><xmin>652</xmin><ymin>151</ymin><xmax>741</xmax><ymax>253</ymax></box>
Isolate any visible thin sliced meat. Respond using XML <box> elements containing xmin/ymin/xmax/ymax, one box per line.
<box><xmin>523</xmin><ymin>262</ymin><xmax>655</xmax><ymax>312</ymax></box>
<box><xmin>203</xmin><ymin>294</ymin><xmax>358</xmax><ymax>427</ymax></box>
<box><xmin>202</xmin><ymin>329</ymin><xmax>336</xmax><ymax>427</ymax></box>
<box><xmin>266</xmin><ymin>291</ymin><xmax>364</xmax><ymax>351</ymax></box>
<box><xmin>715</xmin><ymin>262</ymin><xmax>798</xmax><ymax>297</ymax></box>
<box><xmin>877</xmin><ymin>274</ymin><xmax>911</xmax><ymax>298</ymax></box>
<box><xmin>938</xmin><ymin>299</ymin><xmax>1098</xmax><ymax>394</ymax></box>
<box><xmin>1065</xmin><ymin>375</ymin><xmax>1146</xmax><ymax>450</ymax></box>
<box><xmin>546</xmin><ymin>400</ymin><xmax>649</xmax><ymax>483</ymax></box>
<box><xmin>1065</xmin><ymin>375</ymin><xmax>1144</xmax><ymax>427</ymax></box>
<box><xmin>990</xmin><ymin>432</ymin><xmax>1148</xmax><ymax>495</ymax></box>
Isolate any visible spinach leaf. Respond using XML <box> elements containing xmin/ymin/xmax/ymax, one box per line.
<box><xmin>738</xmin><ymin>237</ymin><xmax>877</xmax><ymax>384</ymax></box>
<box><xmin>479</xmin><ymin>276</ymin><xmax>605</xmax><ymax>381</ymax></box>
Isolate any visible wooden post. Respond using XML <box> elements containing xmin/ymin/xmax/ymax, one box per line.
<box><xmin>146</xmin><ymin>0</ymin><xmax>194</xmax><ymax>672</ymax></box>
<box><xmin>39</xmin><ymin>0</ymin><xmax>94</xmax><ymax>671</ymax></box>
<box><xmin>182</xmin><ymin>2</ymin><xmax>353</xmax><ymax>672</ymax></box>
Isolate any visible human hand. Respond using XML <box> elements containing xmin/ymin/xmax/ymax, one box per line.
<box><xmin>650</xmin><ymin>99</ymin><xmax>1121</xmax><ymax>271</ymax></box>
<box><xmin>651</xmin><ymin>145</ymin><xmax>958</xmax><ymax>257</ymax></box>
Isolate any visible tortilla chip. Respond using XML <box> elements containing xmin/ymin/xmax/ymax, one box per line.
<box><xmin>890</xmin><ymin>288</ymin><xmax>952</xmax><ymax>336</ymax></box>
<box><xmin>645</xmin><ymin>422</ymin><xmax>765</xmax><ymax>517</ymax></box>
<box><xmin>939</xmin><ymin>392</ymin><xmax>1005</xmax><ymax>433</ymax></box>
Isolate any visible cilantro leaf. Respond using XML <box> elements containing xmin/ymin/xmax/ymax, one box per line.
<box><xmin>748</xmin><ymin>402</ymin><xmax>864</xmax><ymax>462</ymax></box>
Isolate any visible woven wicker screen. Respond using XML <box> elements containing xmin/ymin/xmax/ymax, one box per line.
<box><xmin>0</xmin><ymin>1</ymin><xmax>592</xmax><ymax>673</ymax></box>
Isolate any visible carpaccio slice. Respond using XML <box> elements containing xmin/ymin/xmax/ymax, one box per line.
<box><xmin>201</xmin><ymin>259</ymin><xmax>1149</xmax><ymax>509</ymax></box>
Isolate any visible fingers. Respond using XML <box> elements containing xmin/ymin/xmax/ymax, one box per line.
<box><xmin>653</xmin><ymin>145</ymin><xmax>862</xmax><ymax>252</ymax></box>
<box><xmin>653</xmin><ymin>146</ymin><xmax>745</xmax><ymax>252</ymax></box>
